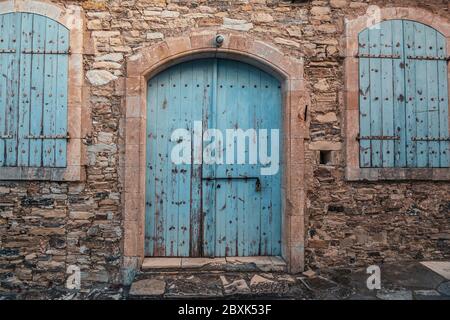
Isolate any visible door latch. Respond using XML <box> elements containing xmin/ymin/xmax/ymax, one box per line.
<box><xmin>202</xmin><ymin>176</ymin><xmax>262</xmax><ymax>192</ymax></box>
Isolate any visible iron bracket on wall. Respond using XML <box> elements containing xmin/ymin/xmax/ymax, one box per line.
<box><xmin>0</xmin><ymin>49</ymin><xmax>16</xmax><ymax>53</ymax></box>
<box><xmin>202</xmin><ymin>176</ymin><xmax>262</xmax><ymax>192</ymax></box>
<box><xmin>0</xmin><ymin>135</ymin><xmax>13</xmax><ymax>139</ymax></box>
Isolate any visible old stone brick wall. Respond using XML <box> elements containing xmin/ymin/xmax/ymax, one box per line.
<box><xmin>1</xmin><ymin>0</ymin><xmax>449</xmax><ymax>292</ymax></box>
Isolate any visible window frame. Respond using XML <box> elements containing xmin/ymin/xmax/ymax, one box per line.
<box><xmin>344</xmin><ymin>7</ymin><xmax>450</xmax><ymax>181</ymax></box>
<box><xmin>0</xmin><ymin>1</ymin><xmax>86</xmax><ymax>181</ymax></box>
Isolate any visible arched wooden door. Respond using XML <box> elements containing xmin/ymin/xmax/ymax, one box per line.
<box><xmin>145</xmin><ymin>58</ymin><xmax>282</xmax><ymax>257</ymax></box>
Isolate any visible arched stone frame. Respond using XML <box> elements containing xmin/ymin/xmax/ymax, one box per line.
<box><xmin>0</xmin><ymin>0</ymin><xmax>86</xmax><ymax>181</ymax></box>
<box><xmin>344</xmin><ymin>7</ymin><xmax>450</xmax><ymax>181</ymax></box>
<box><xmin>122</xmin><ymin>31</ymin><xmax>308</xmax><ymax>279</ymax></box>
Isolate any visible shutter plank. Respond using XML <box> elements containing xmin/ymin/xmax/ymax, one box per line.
<box><xmin>437</xmin><ymin>33</ymin><xmax>449</xmax><ymax>167</ymax></box>
<box><xmin>42</xmin><ymin>19</ymin><xmax>58</xmax><ymax>167</ymax></box>
<box><xmin>29</xmin><ymin>14</ymin><xmax>46</xmax><ymax>167</ymax></box>
<box><xmin>17</xmin><ymin>13</ymin><xmax>33</xmax><ymax>166</ymax></box>
<box><xmin>380</xmin><ymin>20</ymin><xmax>395</xmax><ymax>167</ymax></box>
<box><xmin>358</xmin><ymin>29</ymin><xmax>371</xmax><ymax>167</ymax></box>
<box><xmin>0</xmin><ymin>14</ymin><xmax>8</xmax><ymax>166</ymax></box>
<box><xmin>425</xmin><ymin>27</ymin><xmax>440</xmax><ymax>167</ymax></box>
<box><xmin>404</xmin><ymin>21</ymin><xmax>418</xmax><ymax>167</ymax></box>
<box><xmin>5</xmin><ymin>13</ymin><xmax>21</xmax><ymax>166</ymax></box>
<box><xmin>369</xmin><ymin>26</ymin><xmax>382</xmax><ymax>167</ymax></box>
<box><xmin>413</xmin><ymin>22</ymin><xmax>429</xmax><ymax>167</ymax></box>
<box><xmin>55</xmin><ymin>24</ymin><xmax>68</xmax><ymax>167</ymax></box>
<box><xmin>392</xmin><ymin>20</ymin><xmax>407</xmax><ymax>167</ymax></box>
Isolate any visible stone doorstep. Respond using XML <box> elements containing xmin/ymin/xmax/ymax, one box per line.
<box><xmin>141</xmin><ymin>256</ymin><xmax>287</xmax><ymax>272</ymax></box>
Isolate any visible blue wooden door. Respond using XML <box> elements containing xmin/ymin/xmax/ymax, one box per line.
<box><xmin>358</xmin><ymin>20</ymin><xmax>449</xmax><ymax>168</ymax></box>
<box><xmin>0</xmin><ymin>13</ymin><xmax>69</xmax><ymax>167</ymax></box>
<box><xmin>145</xmin><ymin>59</ymin><xmax>282</xmax><ymax>257</ymax></box>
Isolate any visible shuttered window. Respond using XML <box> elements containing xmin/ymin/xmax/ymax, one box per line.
<box><xmin>0</xmin><ymin>12</ymin><xmax>69</xmax><ymax>168</ymax></box>
<box><xmin>358</xmin><ymin>20</ymin><xmax>449</xmax><ymax>168</ymax></box>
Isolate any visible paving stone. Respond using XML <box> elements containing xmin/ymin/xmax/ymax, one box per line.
<box><xmin>250</xmin><ymin>274</ymin><xmax>274</xmax><ymax>287</ymax></box>
<box><xmin>303</xmin><ymin>269</ymin><xmax>316</xmax><ymax>278</ymax></box>
<box><xmin>376</xmin><ymin>290</ymin><xmax>413</xmax><ymax>300</ymax></box>
<box><xmin>437</xmin><ymin>281</ymin><xmax>450</xmax><ymax>296</ymax></box>
<box><xmin>413</xmin><ymin>290</ymin><xmax>442</xmax><ymax>300</ymax></box>
<box><xmin>164</xmin><ymin>275</ymin><xmax>223</xmax><ymax>298</ymax></box>
<box><xmin>223</xmin><ymin>279</ymin><xmax>251</xmax><ymax>295</ymax></box>
<box><xmin>129</xmin><ymin>279</ymin><xmax>166</xmax><ymax>296</ymax></box>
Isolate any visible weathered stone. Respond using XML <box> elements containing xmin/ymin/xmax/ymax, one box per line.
<box><xmin>86</xmin><ymin>70</ymin><xmax>118</xmax><ymax>86</ymax></box>
<box><xmin>146</xmin><ymin>32</ymin><xmax>164</xmax><ymax>40</ymax></box>
<box><xmin>129</xmin><ymin>279</ymin><xmax>166</xmax><ymax>296</ymax></box>
<box><xmin>250</xmin><ymin>275</ymin><xmax>274</xmax><ymax>287</ymax></box>
<box><xmin>437</xmin><ymin>282</ymin><xmax>450</xmax><ymax>296</ymax></box>
<box><xmin>376</xmin><ymin>290</ymin><xmax>413</xmax><ymax>300</ymax></box>
<box><xmin>223</xmin><ymin>279</ymin><xmax>251</xmax><ymax>295</ymax></box>
<box><xmin>222</xmin><ymin>18</ymin><xmax>253</xmax><ymax>31</ymax></box>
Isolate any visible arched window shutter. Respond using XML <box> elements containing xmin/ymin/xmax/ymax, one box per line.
<box><xmin>358</xmin><ymin>20</ymin><xmax>449</xmax><ymax>168</ymax></box>
<box><xmin>0</xmin><ymin>12</ymin><xmax>69</xmax><ymax>168</ymax></box>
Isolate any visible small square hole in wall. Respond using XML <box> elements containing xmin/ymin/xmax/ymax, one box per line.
<box><xmin>319</xmin><ymin>150</ymin><xmax>332</xmax><ymax>165</ymax></box>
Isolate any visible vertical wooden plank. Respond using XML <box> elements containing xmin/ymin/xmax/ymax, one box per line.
<box><xmin>225</xmin><ymin>59</ymin><xmax>238</xmax><ymax>257</ymax></box>
<box><xmin>404</xmin><ymin>20</ymin><xmax>418</xmax><ymax>167</ymax></box>
<box><xmin>368</xmin><ymin>25</ymin><xmax>382</xmax><ymax>167</ymax></box>
<box><xmin>202</xmin><ymin>59</ymin><xmax>217</xmax><ymax>257</ymax></box>
<box><xmin>236</xmin><ymin>63</ymin><xmax>251</xmax><ymax>257</ymax></box>
<box><xmin>29</xmin><ymin>14</ymin><xmax>46</xmax><ymax>167</ymax></box>
<box><xmin>55</xmin><ymin>24</ymin><xmax>69</xmax><ymax>167</ymax></box>
<box><xmin>413</xmin><ymin>22</ymin><xmax>429</xmax><ymax>167</ymax></box>
<box><xmin>176</xmin><ymin>61</ymin><xmax>195</xmax><ymax>256</ymax></box>
<box><xmin>17</xmin><ymin>13</ymin><xmax>33</xmax><ymax>166</ymax></box>
<box><xmin>358</xmin><ymin>29</ymin><xmax>372</xmax><ymax>167</ymax></box>
<box><xmin>437</xmin><ymin>32</ymin><xmax>449</xmax><ymax>167</ymax></box>
<box><xmin>5</xmin><ymin>13</ymin><xmax>21</xmax><ymax>166</ymax></box>
<box><xmin>213</xmin><ymin>59</ymin><xmax>228</xmax><ymax>256</ymax></box>
<box><xmin>425</xmin><ymin>27</ymin><xmax>440</xmax><ymax>167</ymax></box>
<box><xmin>380</xmin><ymin>21</ymin><xmax>395</xmax><ymax>167</ymax></box>
<box><xmin>164</xmin><ymin>66</ymin><xmax>181</xmax><ymax>256</ymax></box>
<box><xmin>145</xmin><ymin>76</ymin><xmax>158</xmax><ymax>256</ymax></box>
<box><xmin>0</xmin><ymin>14</ymin><xmax>9</xmax><ymax>166</ymax></box>
<box><xmin>392</xmin><ymin>19</ymin><xmax>407</xmax><ymax>167</ymax></box>
<box><xmin>154</xmin><ymin>68</ymin><xmax>170</xmax><ymax>256</ymax></box>
<box><xmin>42</xmin><ymin>18</ymin><xmax>58</xmax><ymax>167</ymax></box>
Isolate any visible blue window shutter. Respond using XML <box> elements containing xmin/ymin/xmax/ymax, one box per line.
<box><xmin>358</xmin><ymin>20</ymin><xmax>449</xmax><ymax>168</ymax></box>
<box><xmin>0</xmin><ymin>12</ymin><xmax>69</xmax><ymax>168</ymax></box>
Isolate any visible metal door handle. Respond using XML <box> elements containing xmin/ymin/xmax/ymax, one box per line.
<box><xmin>202</xmin><ymin>176</ymin><xmax>262</xmax><ymax>192</ymax></box>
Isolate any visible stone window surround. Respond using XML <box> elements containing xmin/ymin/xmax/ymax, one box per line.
<box><xmin>0</xmin><ymin>0</ymin><xmax>86</xmax><ymax>181</ymax></box>
<box><xmin>344</xmin><ymin>7</ymin><xmax>450</xmax><ymax>181</ymax></box>
<box><xmin>122</xmin><ymin>31</ymin><xmax>309</xmax><ymax>276</ymax></box>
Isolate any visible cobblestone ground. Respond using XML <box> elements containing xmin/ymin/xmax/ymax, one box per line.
<box><xmin>1</xmin><ymin>262</ymin><xmax>449</xmax><ymax>300</ymax></box>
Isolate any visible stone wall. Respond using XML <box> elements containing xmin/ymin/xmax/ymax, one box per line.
<box><xmin>1</xmin><ymin>0</ymin><xmax>449</xmax><ymax>292</ymax></box>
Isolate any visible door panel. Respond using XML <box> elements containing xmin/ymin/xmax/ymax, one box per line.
<box><xmin>145</xmin><ymin>58</ymin><xmax>282</xmax><ymax>257</ymax></box>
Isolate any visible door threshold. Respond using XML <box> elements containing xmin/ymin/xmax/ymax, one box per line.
<box><xmin>142</xmin><ymin>256</ymin><xmax>287</xmax><ymax>272</ymax></box>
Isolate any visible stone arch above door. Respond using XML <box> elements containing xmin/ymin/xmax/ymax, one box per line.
<box><xmin>122</xmin><ymin>32</ymin><xmax>308</xmax><ymax>279</ymax></box>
